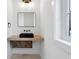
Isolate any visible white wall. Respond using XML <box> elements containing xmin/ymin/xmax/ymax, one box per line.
<box><xmin>7</xmin><ymin>0</ymin><xmax>13</xmax><ymax>59</ymax></box>
<box><xmin>7</xmin><ymin>0</ymin><xmax>41</xmax><ymax>55</ymax></box>
<box><xmin>8</xmin><ymin>0</ymin><xmax>40</xmax><ymax>36</ymax></box>
<box><xmin>40</xmin><ymin>0</ymin><xmax>71</xmax><ymax>59</ymax></box>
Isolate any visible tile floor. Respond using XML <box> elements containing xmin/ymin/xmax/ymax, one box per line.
<box><xmin>11</xmin><ymin>54</ymin><xmax>41</xmax><ymax>59</ymax></box>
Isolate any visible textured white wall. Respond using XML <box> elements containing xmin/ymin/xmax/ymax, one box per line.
<box><xmin>40</xmin><ymin>0</ymin><xmax>71</xmax><ymax>59</ymax></box>
<box><xmin>7</xmin><ymin>0</ymin><xmax>14</xmax><ymax>37</ymax></box>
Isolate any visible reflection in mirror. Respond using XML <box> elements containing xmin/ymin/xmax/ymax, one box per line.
<box><xmin>17</xmin><ymin>12</ymin><xmax>35</xmax><ymax>27</ymax></box>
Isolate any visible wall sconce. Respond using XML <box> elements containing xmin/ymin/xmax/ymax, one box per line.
<box><xmin>8</xmin><ymin>22</ymin><xmax>11</xmax><ymax>28</ymax></box>
<box><xmin>22</xmin><ymin>0</ymin><xmax>31</xmax><ymax>3</ymax></box>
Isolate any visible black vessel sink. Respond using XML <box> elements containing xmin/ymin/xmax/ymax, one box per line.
<box><xmin>19</xmin><ymin>33</ymin><xmax>34</xmax><ymax>38</ymax></box>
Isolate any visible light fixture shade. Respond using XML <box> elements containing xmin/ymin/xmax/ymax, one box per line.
<box><xmin>22</xmin><ymin>0</ymin><xmax>31</xmax><ymax>3</ymax></box>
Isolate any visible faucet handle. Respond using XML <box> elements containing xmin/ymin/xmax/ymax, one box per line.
<box><xmin>24</xmin><ymin>29</ymin><xmax>31</xmax><ymax>32</ymax></box>
<box><xmin>24</xmin><ymin>30</ymin><xmax>26</xmax><ymax>32</ymax></box>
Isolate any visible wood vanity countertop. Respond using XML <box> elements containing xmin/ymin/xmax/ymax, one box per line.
<box><xmin>8</xmin><ymin>34</ymin><xmax>44</xmax><ymax>41</ymax></box>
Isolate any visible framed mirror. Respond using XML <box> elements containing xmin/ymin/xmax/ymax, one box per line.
<box><xmin>17</xmin><ymin>12</ymin><xmax>35</xmax><ymax>27</ymax></box>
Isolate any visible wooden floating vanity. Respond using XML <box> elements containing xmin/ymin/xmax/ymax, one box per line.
<box><xmin>8</xmin><ymin>34</ymin><xmax>44</xmax><ymax>48</ymax></box>
<box><xmin>8</xmin><ymin>34</ymin><xmax>44</xmax><ymax>41</ymax></box>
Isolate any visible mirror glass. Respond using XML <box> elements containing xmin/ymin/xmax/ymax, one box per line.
<box><xmin>17</xmin><ymin>12</ymin><xmax>35</xmax><ymax>27</ymax></box>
